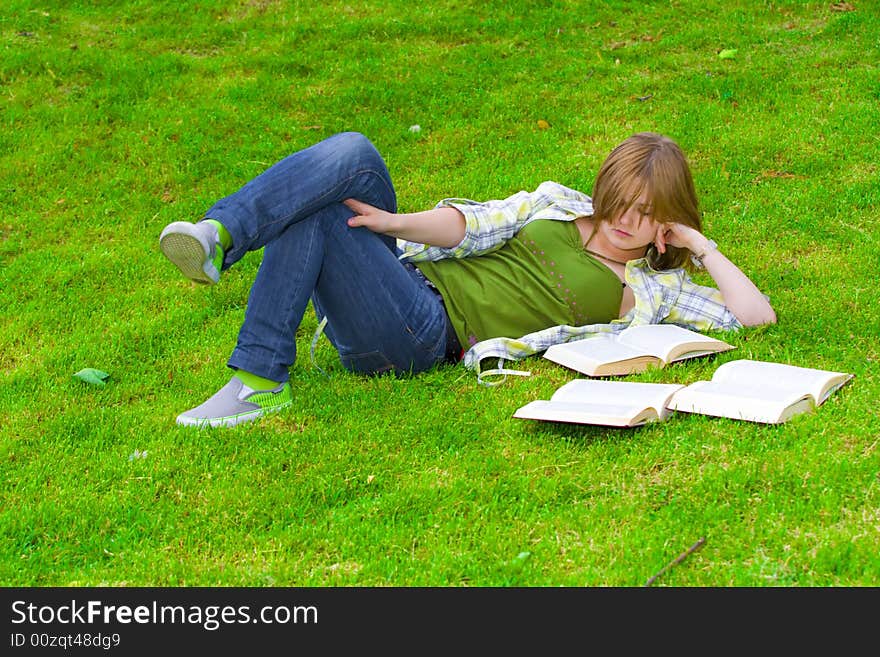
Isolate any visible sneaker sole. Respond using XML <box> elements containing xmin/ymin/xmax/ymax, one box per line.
<box><xmin>176</xmin><ymin>401</ymin><xmax>292</xmax><ymax>428</ymax></box>
<box><xmin>159</xmin><ymin>224</ymin><xmax>216</xmax><ymax>285</ymax></box>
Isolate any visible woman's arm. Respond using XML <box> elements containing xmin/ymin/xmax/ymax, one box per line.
<box><xmin>656</xmin><ymin>223</ymin><xmax>777</xmax><ymax>327</ymax></box>
<box><xmin>346</xmin><ymin>182</ymin><xmax>593</xmax><ymax>261</ymax></box>
<box><xmin>344</xmin><ymin>198</ymin><xmax>466</xmax><ymax>247</ymax></box>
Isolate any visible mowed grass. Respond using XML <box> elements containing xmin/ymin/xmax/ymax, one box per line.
<box><xmin>1</xmin><ymin>0</ymin><xmax>878</xmax><ymax>586</ymax></box>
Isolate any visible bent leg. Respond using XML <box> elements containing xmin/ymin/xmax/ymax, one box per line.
<box><xmin>311</xmin><ymin>206</ymin><xmax>449</xmax><ymax>376</ymax></box>
<box><xmin>225</xmin><ymin>212</ymin><xmax>324</xmax><ymax>383</ymax></box>
<box><xmin>205</xmin><ymin>132</ymin><xmax>397</xmax><ymax>269</ymax></box>
<box><xmin>226</xmin><ymin>202</ymin><xmax>446</xmax><ymax>382</ymax></box>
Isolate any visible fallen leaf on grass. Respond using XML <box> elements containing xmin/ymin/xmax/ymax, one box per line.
<box><xmin>763</xmin><ymin>170</ymin><xmax>798</xmax><ymax>178</ymax></box>
<box><xmin>752</xmin><ymin>170</ymin><xmax>805</xmax><ymax>183</ymax></box>
<box><xmin>74</xmin><ymin>368</ymin><xmax>110</xmax><ymax>386</ymax></box>
<box><xmin>718</xmin><ymin>48</ymin><xmax>738</xmax><ymax>59</ymax></box>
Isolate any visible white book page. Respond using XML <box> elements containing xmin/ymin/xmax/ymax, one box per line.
<box><xmin>710</xmin><ymin>360</ymin><xmax>852</xmax><ymax>404</ymax></box>
<box><xmin>544</xmin><ymin>334</ymin><xmax>645</xmax><ymax>368</ymax></box>
<box><xmin>669</xmin><ymin>380</ymin><xmax>812</xmax><ymax>423</ymax></box>
<box><xmin>550</xmin><ymin>380</ymin><xmax>685</xmax><ymax>417</ymax></box>
<box><xmin>514</xmin><ymin>400</ymin><xmax>656</xmax><ymax>427</ymax></box>
<box><xmin>616</xmin><ymin>324</ymin><xmax>716</xmax><ymax>361</ymax></box>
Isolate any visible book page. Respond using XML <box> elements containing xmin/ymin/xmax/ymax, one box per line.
<box><xmin>514</xmin><ymin>400</ymin><xmax>660</xmax><ymax>427</ymax></box>
<box><xmin>543</xmin><ymin>334</ymin><xmax>648</xmax><ymax>374</ymax></box>
<box><xmin>710</xmin><ymin>360</ymin><xmax>853</xmax><ymax>404</ymax></box>
<box><xmin>616</xmin><ymin>324</ymin><xmax>730</xmax><ymax>363</ymax></box>
<box><xmin>550</xmin><ymin>379</ymin><xmax>685</xmax><ymax>417</ymax></box>
<box><xmin>668</xmin><ymin>380</ymin><xmax>814</xmax><ymax>424</ymax></box>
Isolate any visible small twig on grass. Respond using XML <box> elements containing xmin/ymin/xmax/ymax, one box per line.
<box><xmin>644</xmin><ymin>537</ymin><xmax>707</xmax><ymax>587</ymax></box>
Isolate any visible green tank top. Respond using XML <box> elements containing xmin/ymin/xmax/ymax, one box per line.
<box><xmin>416</xmin><ymin>219</ymin><xmax>623</xmax><ymax>349</ymax></box>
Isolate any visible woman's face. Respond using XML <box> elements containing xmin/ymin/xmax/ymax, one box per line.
<box><xmin>599</xmin><ymin>191</ymin><xmax>661</xmax><ymax>251</ymax></box>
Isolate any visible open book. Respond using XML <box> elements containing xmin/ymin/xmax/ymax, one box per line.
<box><xmin>513</xmin><ymin>379</ymin><xmax>686</xmax><ymax>428</ymax></box>
<box><xmin>542</xmin><ymin>324</ymin><xmax>734</xmax><ymax>377</ymax></box>
<box><xmin>666</xmin><ymin>359</ymin><xmax>854</xmax><ymax>424</ymax></box>
<box><xmin>514</xmin><ymin>360</ymin><xmax>853</xmax><ymax>428</ymax></box>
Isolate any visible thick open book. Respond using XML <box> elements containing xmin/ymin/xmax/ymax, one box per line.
<box><xmin>542</xmin><ymin>324</ymin><xmax>734</xmax><ymax>377</ymax></box>
<box><xmin>514</xmin><ymin>360</ymin><xmax>853</xmax><ymax>428</ymax></box>
<box><xmin>513</xmin><ymin>379</ymin><xmax>686</xmax><ymax>428</ymax></box>
<box><xmin>666</xmin><ymin>359</ymin><xmax>854</xmax><ymax>424</ymax></box>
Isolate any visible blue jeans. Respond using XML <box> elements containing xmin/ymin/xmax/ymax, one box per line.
<box><xmin>204</xmin><ymin>132</ymin><xmax>451</xmax><ymax>383</ymax></box>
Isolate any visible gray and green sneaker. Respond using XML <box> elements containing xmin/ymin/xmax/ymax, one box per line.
<box><xmin>176</xmin><ymin>377</ymin><xmax>293</xmax><ymax>428</ymax></box>
<box><xmin>159</xmin><ymin>221</ymin><xmax>224</xmax><ymax>285</ymax></box>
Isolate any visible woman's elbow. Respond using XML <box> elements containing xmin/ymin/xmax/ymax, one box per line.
<box><xmin>739</xmin><ymin>307</ymin><xmax>777</xmax><ymax>327</ymax></box>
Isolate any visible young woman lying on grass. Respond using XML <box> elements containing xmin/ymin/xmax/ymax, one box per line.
<box><xmin>159</xmin><ymin>131</ymin><xmax>776</xmax><ymax>427</ymax></box>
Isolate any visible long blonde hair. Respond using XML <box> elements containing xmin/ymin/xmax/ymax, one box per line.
<box><xmin>591</xmin><ymin>132</ymin><xmax>701</xmax><ymax>270</ymax></box>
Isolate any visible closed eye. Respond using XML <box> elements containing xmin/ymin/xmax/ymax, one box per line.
<box><xmin>635</xmin><ymin>204</ymin><xmax>653</xmax><ymax>226</ymax></box>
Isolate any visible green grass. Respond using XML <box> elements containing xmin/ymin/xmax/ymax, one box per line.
<box><xmin>1</xmin><ymin>0</ymin><xmax>878</xmax><ymax>586</ymax></box>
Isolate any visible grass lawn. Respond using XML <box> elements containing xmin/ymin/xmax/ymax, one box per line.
<box><xmin>1</xmin><ymin>0</ymin><xmax>878</xmax><ymax>587</ymax></box>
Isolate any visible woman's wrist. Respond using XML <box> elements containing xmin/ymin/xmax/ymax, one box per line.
<box><xmin>690</xmin><ymin>238</ymin><xmax>718</xmax><ymax>268</ymax></box>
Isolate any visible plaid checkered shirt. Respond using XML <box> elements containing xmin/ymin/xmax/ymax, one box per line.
<box><xmin>397</xmin><ymin>181</ymin><xmax>744</xmax><ymax>386</ymax></box>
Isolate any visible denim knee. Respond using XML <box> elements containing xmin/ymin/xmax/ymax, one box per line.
<box><xmin>330</xmin><ymin>131</ymin><xmax>385</xmax><ymax>171</ymax></box>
